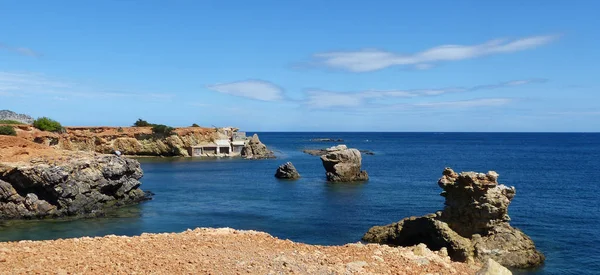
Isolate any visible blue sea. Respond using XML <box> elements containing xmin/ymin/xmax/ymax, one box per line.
<box><xmin>1</xmin><ymin>133</ymin><xmax>599</xmax><ymax>274</ymax></box>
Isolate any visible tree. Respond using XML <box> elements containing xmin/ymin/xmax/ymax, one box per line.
<box><xmin>133</xmin><ymin>119</ymin><xmax>151</xmax><ymax>127</ymax></box>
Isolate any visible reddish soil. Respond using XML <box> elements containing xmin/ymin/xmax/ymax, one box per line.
<box><xmin>0</xmin><ymin>228</ymin><xmax>476</xmax><ymax>274</ymax></box>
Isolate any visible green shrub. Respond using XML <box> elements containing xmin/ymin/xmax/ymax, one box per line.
<box><xmin>191</xmin><ymin>123</ymin><xmax>200</xmax><ymax>127</ymax></box>
<box><xmin>152</xmin><ymin>124</ymin><xmax>175</xmax><ymax>136</ymax></box>
<box><xmin>0</xmin><ymin>125</ymin><xmax>16</xmax><ymax>136</ymax></box>
<box><xmin>133</xmin><ymin>119</ymin><xmax>151</xmax><ymax>127</ymax></box>
<box><xmin>32</xmin><ymin>117</ymin><xmax>63</xmax><ymax>132</ymax></box>
<box><xmin>0</xmin><ymin>120</ymin><xmax>23</xmax><ymax>125</ymax></box>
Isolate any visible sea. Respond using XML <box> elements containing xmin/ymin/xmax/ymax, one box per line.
<box><xmin>1</xmin><ymin>132</ymin><xmax>598</xmax><ymax>274</ymax></box>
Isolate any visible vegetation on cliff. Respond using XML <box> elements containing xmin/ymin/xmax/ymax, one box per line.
<box><xmin>0</xmin><ymin>125</ymin><xmax>17</xmax><ymax>136</ymax></box>
<box><xmin>0</xmin><ymin>120</ymin><xmax>24</xmax><ymax>125</ymax></box>
<box><xmin>33</xmin><ymin>117</ymin><xmax>63</xmax><ymax>132</ymax></box>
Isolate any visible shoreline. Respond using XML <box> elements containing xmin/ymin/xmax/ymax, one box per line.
<box><xmin>0</xmin><ymin>227</ymin><xmax>478</xmax><ymax>274</ymax></box>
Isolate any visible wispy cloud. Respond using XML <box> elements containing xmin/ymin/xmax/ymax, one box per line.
<box><xmin>412</xmin><ymin>98</ymin><xmax>512</xmax><ymax>108</ymax></box>
<box><xmin>207</xmin><ymin>80</ymin><xmax>284</xmax><ymax>101</ymax></box>
<box><xmin>0</xmin><ymin>43</ymin><xmax>42</xmax><ymax>58</ymax></box>
<box><xmin>0</xmin><ymin>71</ymin><xmax>173</xmax><ymax>100</ymax></box>
<box><xmin>304</xmin><ymin>78</ymin><xmax>544</xmax><ymax>108</ymax></box>
<box><xmin>310</xmin><ymin>35</ymin><xmax>559</xmax><ymax>72</ymax></box>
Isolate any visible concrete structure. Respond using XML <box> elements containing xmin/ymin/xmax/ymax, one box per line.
<box><xmin>189</xmin><ymin>131</ymin><xmax>248</xmax><ymax>157</ymax></box>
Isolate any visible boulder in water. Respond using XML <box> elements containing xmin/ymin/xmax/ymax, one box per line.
<box><xmin>274</xmin><ymin>162</ymin><xmax>300</xmax><ymax>180</ymax></box>
<box><xmin>320</xmin><ymin>145</ymin><xmax>368</xmax><ymax>182</ymax></box>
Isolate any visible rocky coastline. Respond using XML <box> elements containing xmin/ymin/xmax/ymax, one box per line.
<box><xmin>0</xmin><ymin>136</ymin><xmax>151</xmax><ymax>219</ymax></box>
<box><xmin>362</xmin><ymin>168</ymin><xmax>544</xmax><ymax>269</ymax></box>
<box><xmin>0</xmin><ymin>227</ymin><xmax>480</xmax><ymax>274</ymax></box>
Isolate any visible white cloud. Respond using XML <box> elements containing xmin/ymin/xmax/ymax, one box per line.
<box><xmin>312</xmin><ymin>35</ymin><xmax>559</xmax><ymax>72</ymax></box>
<box><xmin>304</xmin><ymin>79</ymin><xmax>541</xmax><ymax>108</ymax></box>
<box><xmin>207</xmin><ymin>80</ymin><xmax>283</xmax><ymax>101</ymax></box>
<box><xmin>0</xmin><ymin>43</ymin><xmax>42</xmax><ymax>58</ymax></box>
<box><xmin>412</xmin><ymin>98</ymin><xmax>512</xmax><ymax>108</ymax></box>
<box><xmin>0</xmin><ymin>71</ymin><xmax>173</xmax><ymax>100</ymax></box>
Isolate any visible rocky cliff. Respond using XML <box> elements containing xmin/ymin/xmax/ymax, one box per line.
<box><xmin>0</xmin><ymin>153</ymin><xmax>150</xmax><ymax>219</ymax></box>
<box><xmin>9</xmin><ymin>125</ymin><xmax>273</xmax><ymax>158</ymax></box>
<box><xmin>362</xmin><ymin>168</ymin><xmax>544</xmax><ymax>269</ymax></box>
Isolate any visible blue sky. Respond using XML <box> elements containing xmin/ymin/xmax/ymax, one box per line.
<box><xmin>0</xmin><ymin>1</ymin><xmax>598</xmax><ymax>131</ymax></box>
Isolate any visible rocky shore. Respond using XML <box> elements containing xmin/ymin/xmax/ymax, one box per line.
<box><xmin>0</xmin><ymin>227</ymin><xmax>479</xmax><ymax>274</ymax></box>
<box><xmin>362</xmin><ymin>168</ymin><xmax>544</xmax><ymax>269</ymax></box>
<box><xmin>0</xmin><ymin>136</ymin><xmax>150</xmax><ymax>219</ymax></box>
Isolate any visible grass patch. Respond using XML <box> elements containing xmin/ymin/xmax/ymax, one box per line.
<box><xmin>0</xmin><ymin>120</ymin><xmax>24</xmax><ymax>125</ymax></box>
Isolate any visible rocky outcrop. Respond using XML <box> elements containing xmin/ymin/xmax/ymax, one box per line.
<box><xmin>0</xmin><ymin>155</ymin><xmax>150</xmax><ymax>219</ymax></box>
<box><xmin>241</xmin><ymin>134</ymin><xmax>275</xmax><ymax>159</ymax></box>
<box><xmin>274</xmin><ymin>162</ymin><xmax>300</xmax><ymax>179</ymax></box>
<box><xmin>0</xmin><ymin>110</ymin><xmax>33</xmax><ymax>124</ymax></box>
<box><xmin>476</xmin><ymin>259</ymin><xmax>512</xmax><ymax>275</ymax></box>
<box><xmin>303</xmin><ymin>148</ymin><xmax>374</xmax><ymax>156</ymax></box>
<box><xmin>320</xmin><ymin>145</ymin><xmax>368</xmax><ymax>182</ymax></box>
<box><xmin>362</xmin><ymin>168</ymin><xmax>544</xmax><ymax>269</ymax></box>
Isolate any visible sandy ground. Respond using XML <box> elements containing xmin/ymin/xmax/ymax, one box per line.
<box><xmin>0</xmin><ymin>228</ymin><xmax>476</xmax><ymax>275</ymax></box>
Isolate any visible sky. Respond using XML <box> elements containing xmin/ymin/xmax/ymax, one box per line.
<box><xmin>0</xmin><ymin>1</ymin><xmax>598</xmax><ymax>132</ymax></box>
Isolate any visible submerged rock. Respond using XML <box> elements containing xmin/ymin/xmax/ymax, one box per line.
<box><xmin>362</xmin><ymin>168</ymin><xmax>544</xmax><ymax>269</ymax></box>
<box><xmin>0</xmin><ymin>155</ymin><xmax>151</xmax><ymax>219</ymax></box>
<box><xmin>310</xmin><ymin>138</ymin><xmax>344</xmax><ymax>142</ymax></box>
<box><xmin>242</xmin><ymin>134</ymin><xmax>275</xmax><ymax>159</ymax></box>
<box><xmin>303</xmin><ymin>147</ymin><xmax>374</xmax><ymax>156</ymax></box>
<box><xmin>320</xmin><ymin>145</ymin><xmax>368</xmax><ymax>182</ymax></box>
<box><xmin>274</xmin><ymin>162</ymin><xmax>300</xmax><ymax>180</ymax></box>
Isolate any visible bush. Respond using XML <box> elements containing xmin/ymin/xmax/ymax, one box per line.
<box><xmin>191</xmin><ymin>123</ymin><xmax>200</xmax><ymax>127</ymax></box>
<box><xmin>133</xmin><ymin>119</ymin><xmax>151</xmax><ymax>127</ymax></box>
<box><xmin>152</xmin><ymin>124</ymin><xmax>174</xmax><ymax>136</ymax></box>
<box><xmin>33</xmin><ymin>117</ymin><xmax>63</xmax><ymax>132</ymax></box>
<box><xmin>0</xmin><ymin>125</ymin><xmax>16</xmax><ymax>136</ymax></box>
<box><xmin>0</xmin><ymin>120</ymin><xmax>23</xmax><ymax>125</ymax></box>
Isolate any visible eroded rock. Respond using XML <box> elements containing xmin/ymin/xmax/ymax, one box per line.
<box><xmin>242</xmin><ymin>134</ymin><xmax>275</xmax><ymax>159</ymax></box>
<box><xmin>362</xmin><ymin>168</ymin><xmax>544</xmax><ymax>269</ymax></box>
<box><xmin>275</xmin><ymin>162</ymin><xmax>300</xmax><ymax>180</ymax></box>
<box><xmin>0</xmin><ymin>155</ymin><xmax>151</xmax><ymax>219</ymax></box>
<box><xmin>320</xmin><ymin>145</ymin><xmax>368</xmax><ymax>182</ymax></box>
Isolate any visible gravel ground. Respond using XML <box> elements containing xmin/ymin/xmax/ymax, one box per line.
<box><xmin>0</xmin><ymin>227</ymin><xmax>477</xmax><ymax>274</ymax></box>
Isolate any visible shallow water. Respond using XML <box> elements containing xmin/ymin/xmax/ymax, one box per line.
<box><xmin>1</xmin><ymin>132</ymin><xmax>599</xmax><ymax>274</ymax></box>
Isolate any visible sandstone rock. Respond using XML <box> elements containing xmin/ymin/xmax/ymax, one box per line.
<box><xmin>274</xmin><ymin>162</ymin><xmax>300</xmax><ymax>180</ymax></box>
<box><xmin>0</xmin><ymin>155</ymin><xmax>151</xmax><ymax>219</ymax></box>
<box><xmin>476</xmin><ymin>259</ymin><xmax>512</xmax><ymax>275</ymax></box>
<box><xmin>362</xmin><ymin>168</ymin><xmax>544</xmax><ymax>269</ymax></box>
<box><xmin>242</xmin><ymin>134</ymin><xmax>275</xmax><ymax>159</ymax></box>
<box><xmin>320</xmin><ymin>145</ymin><xmax>368</xmax><ymax>182</ymax></box>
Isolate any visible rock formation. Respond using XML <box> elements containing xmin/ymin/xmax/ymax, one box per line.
<box><xmin>0</xmin><ymin>154</ymin><xmax>150</xmax><ymax>219</ymax></box>
<box><xmin>362</xmin><ymin>168</ymin><xmax>544</xmax><ymax>269</ymax></box>
<box><xmin>303</xmin><ymin>148</ymin><xmax>374</xmax><ymax>156</ymax></box>
<box><xmin>241</xmin><ymin>134</ymin><xmax>275</xmax><ymax>159</ymax></box>
<box><xmin>320</xmin><ymin>145</ymin><xmax>368</xmax><ymax>182</ymax></box>
<box><xmin>310</xmin><ymin>138</ymin><xmax>344</xmax><ymax>142</ymax></box>
<box><xmin>0</xmin><ymin>110</ymin><xmax>34</xmax><ymax>124</ymax></box>
<box><xmin>274</xmin><ymin>162</ymin><xmax>300</xmax><ymax>179</ymax></box>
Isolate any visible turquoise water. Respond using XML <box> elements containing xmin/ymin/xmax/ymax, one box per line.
<box><xmin>1</xmin><ymin>133</ymin><xmax>599</xmax><ymax>274</ymax></box>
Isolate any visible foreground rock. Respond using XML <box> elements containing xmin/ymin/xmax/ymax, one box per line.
<box><xmin>242</xmin><ymin>134</ymin><xmax>275</xmax><ymax>159</ymax></box>
<box><xmin>320</xmin><ymin>145</ymin><xmax>369</xmax><ymax>182</ymax></box>
<box><xmin>0</xmin><ymin>228</ymin><xmax>478</xmax><ymax>274</ymax></box>
<box><xmin>362</xmin><ymin>168</ymin><xmax>544</xmax><ymax>269</ymax></box>
<box><xmin>274</xmin><ymin>162</ymin><xmax>300</xmax><ymax>179</ymax></box>
<box><xmin>0</xmin><ymin>153</ymin><xmax>150</xmax><ymax>219</ymax></box>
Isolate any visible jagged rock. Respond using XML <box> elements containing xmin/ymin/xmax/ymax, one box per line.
<box><xmin>0</xmin><ymin>155</ymin><xmax>151</xmax><ymax>219</ymax></box>
<box><xmin>320</xmin><ymin>145</ymin><xmax>368</xmax><ymax>182</ymax></box>
<box><xmin>242</xmin><ymin>134</ymin><xmax>275</xmax><ymax>159</ymax></box>
<box><xmin>0</xmin><ymin>110</ymin><xmax>34</xmax><ymax>124</ymax></box>
<box><xmin>362</xmin><ymin>168</ymin><xmax>544</xmax><ymax>269</ymax></box>
<box><xmin>274</xmin><ymin>162</ymin><xmax>300</xmax><ymax>179</ymax></box>
<box><xmin>476</xmin><ymin>259</ymin><xmax>512</xmax><ymax>275</ymax></box>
